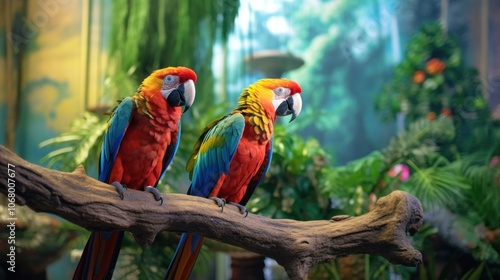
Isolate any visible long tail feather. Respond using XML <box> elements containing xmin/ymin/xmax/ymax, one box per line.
<box><xmin>164</xmin><ymin>233</ymin><xmax>204</xmax><ymax>280</ymax></box>
<box><xmin>73</xmin><ymin>231</ymin><xmax>124</xmax><ymax>280</ymax></box>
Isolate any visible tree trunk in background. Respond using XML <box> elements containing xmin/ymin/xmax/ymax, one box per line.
<box><xmin>440</xmin><ymin>0</ymin><xmax>448</xmax><ymax>33</ymax></box>
<box><xmin>230</xmin><ymin>254</ymin><xmax>265</xmax><ymax>280</ymax></box>
<box><xmin>487</xmin><ymin>0</ymin><xmax>500</xmax><ymax>119</ymax></box>
<box><xmin>3</xmin><ymin>1</ymin><xmax>24</xmax><ymax>152</ymax></box>
<box><xmin>469</xmin><ymin>0</ymin><xmax>500</xmax><ymax>119</ymax></box>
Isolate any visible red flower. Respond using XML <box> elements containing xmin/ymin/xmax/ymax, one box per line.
<box><xmin>425</xmin><ymin>58</ymin><xmax>446</xmax><ymax>75</ymax></box>
<box><xmin>427</xmin><ymin>112</ymin><xmax>437</xmax><ymax>121</ymax></box>
<box><xmin>413</xmin><ymin>70</ymin><xmax>426</xmax><ymax>84</ymax></box>
<box><xmin>441</xmin><ymin>107</ymin><xmax>452</xmax><ymax>117</ymax></box>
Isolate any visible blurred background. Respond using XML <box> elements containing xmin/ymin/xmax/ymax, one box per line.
<box><xmin>1</xmin><ymin>0</ymin><xmax>499</xmax><ymax>279</ymax></box>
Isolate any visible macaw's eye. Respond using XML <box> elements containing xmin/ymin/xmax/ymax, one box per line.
<box><xmin>273</xmin><ymin>87</ymin><xmax>289</xmax><ymax>98</ymax></box>
<box><xmin>163</xmin><ymin>75</ymin><xmax>179</xmax><ymax>86</ymax></box>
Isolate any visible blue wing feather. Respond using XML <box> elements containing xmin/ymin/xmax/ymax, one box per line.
<box><xmin>155</xmin><ymin>121</ymin><xmax>181</xmax><ymax>187</ymax></box>
<box><xmin>188</xmin><ymin>113</ymin><xmax>245</xmax><ymax>197</ymax></box>
<box><xmin>98</xmin><ymin>97</ymin><xmax>135</xmax><ymax>183</ymax></box>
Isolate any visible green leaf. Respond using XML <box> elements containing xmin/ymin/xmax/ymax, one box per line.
<box><xmin>39</xmin><ymin>112</ymin><xmax>107</xmax><ymax>171</ymax></box>
<box><xmin>422</xmin><ymin>78</ymin><xmax>439</xmax><ymax>90</ymax></box>
<box><xmin>383</xmin><ymin>117</ymin><xmax>455</xmax><ymax>165</ymax></box>
<box><xmin>448</xmin><ymin>49</ymin><xmax>461</xmax><ymax>67</ymax></box>
<box><xmin>459</xmin><ymin>262</ymin><xmax>485</xmax><ymax>280</ymax></box>
<box><xmin>402</xmin><ymin>159</ymin><xmax>470</xmax><ymax>209</ymax></box>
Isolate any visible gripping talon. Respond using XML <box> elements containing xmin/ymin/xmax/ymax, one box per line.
<box><xmin>111</xmin><ymin>181</ymin><xmax>126</xmax><ymax>200</ymax></box>
<box><xmin>228</xmin><ymin>202</ymin><xmax>249</xmax><ymax>217</ymax></box>
<box><xmin>144</xmin><ymin>186</ymin><xmax>164</xmax><ymax>206</ymax></box>
<box><xmin>209</xmin><ymin>197</ymin><xmax>226</xmax><ymax>212</ymax></box>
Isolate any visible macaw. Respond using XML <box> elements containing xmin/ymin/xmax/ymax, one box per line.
<box><xmin>164</xmin><ymin>78</ymin><xmax>302</xmax><ymax>280</ymax></box>
<box><xmin>73</xmin><ymin>66</ymin><xmax>197</xmax><ymax>280</ymax></box>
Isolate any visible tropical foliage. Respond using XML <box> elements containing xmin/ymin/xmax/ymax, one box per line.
<box><xmin>324</xmin><ymin>23</ymin><xmax>500</xmax><ymax>278</ymax></box>
<box><xmin>247</xmin><ymin>126</ymin><xmax>336</xmax><ymax>221</ymax></box>
<box><xmin>375</xmin><ymin>24</ymin><xmax>488</xmax><ymax>124</ymax></box>
<box><xmin>39</xmin><ymin>112</ymin><xmax>106</xmax><ymax>174</ymax></box>
<box><xmin>38</xmin><ymin>1</ymin><xmax>500</xmax><ymax>279</ymax></box>
<box><xmin>105</xmin><ymin>0</ymin><xmax>239</xmax><ymax>109</ymax></box>
<box><xmin>252</xmin><ymin>22</ymin><xmax>500</xmax><ymax>279</ymax></box>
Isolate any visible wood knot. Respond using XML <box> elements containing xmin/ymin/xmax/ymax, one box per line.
<box><xmin>72</xmin><ymin>165</ymin><xmax>87</xmax><ymax>176</ymax></box>
<box><xmin>330</xmin><ymin>215</ymin><xmax>350</xmax><ymax>221</ymax></box>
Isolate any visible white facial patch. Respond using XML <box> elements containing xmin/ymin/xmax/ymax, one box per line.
<box><xmin>272</xmin><ymin>87</ymin><xmax>291</xmax><ymax>110</ymax></box>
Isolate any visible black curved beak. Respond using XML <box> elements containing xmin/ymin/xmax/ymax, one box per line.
<box><xmin>166</xmin><ymin>80</ymin><xmax>196</xmax><ymax>112</ymax></box>
<box><xmin>276</xmin><ymin>95</ymin><xmax>302</xmax><ymax>122</ymax></box>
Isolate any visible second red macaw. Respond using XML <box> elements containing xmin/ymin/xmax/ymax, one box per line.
<box><xmin>164</xmin><ymin>78</ymin><xmax>303</xmax><ymax>280</ymax></box>
<box><xmin>73</xmin><ymin>66</ymin><xmax>197</xmax><ymax>280</ymax></box>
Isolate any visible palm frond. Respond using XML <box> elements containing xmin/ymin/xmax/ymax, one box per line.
<box><xmin>322</xmin><ymin>150</ymin><xmax>386</xmax><ymax>199</ymax></box>
<box><xmin>402</xmin><ymin>158</ymin><xmax>470</xmax><ymax>209</ymax></box>
<box><xmin>383</xmin><ymin>117</ymin><xmax>455</xmax><ymax>165</ymax></box>
<box><xmin>40</xmin><ymin>112</ymin><xmax>108</xmax><ymax>172</ymax></box>
<box><xmin>458</xmin><ymin>153</ymin><xmax>500</xmax><ymax>227</ymax></box>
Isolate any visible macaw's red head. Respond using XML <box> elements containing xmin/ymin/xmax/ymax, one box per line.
<box><xmin>141</xmin><ymin>66</ymin><xmax>197</xmax><ymax>112</ymax></box>
<box><xmin>248</xmin><ymin>78</ymin><xmax>303</xmax><ymax>122</ymax></box>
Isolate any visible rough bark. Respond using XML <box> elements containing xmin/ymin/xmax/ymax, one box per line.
<box><xmin>0</xmin><ymin>145</ymin><xmax>423</xmax><ymax>279</ymax></box>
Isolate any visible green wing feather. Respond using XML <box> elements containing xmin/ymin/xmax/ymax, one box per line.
<box><xmin>187</xmin><ymin>113</ymin><xmax>245</xmax><ymax>197</ymax></box>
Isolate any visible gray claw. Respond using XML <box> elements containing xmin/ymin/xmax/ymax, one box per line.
<box><xmin>228</xmin><ymin>202</ymin><xmax>249</xmax><ymax>217</ymax></box>
<box><xmin>144</xmin><ymin>186</ymin><xmax>163</xmax><ymax>206</ymax></box>
<box><xmin>209</xmin><ymin>197</ymin><xmax>226</xmax><ymax>213</ymax></box>
<box><xmin>111</xmin><ymin>181</ymin><xmax>126</xmax><ymax>200</ymax></box>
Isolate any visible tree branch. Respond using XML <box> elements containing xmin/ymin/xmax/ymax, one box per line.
<box><xmin>0</xmin><ymin>145</ymin><xmax>423</xmax><ymax>279</ymax></box>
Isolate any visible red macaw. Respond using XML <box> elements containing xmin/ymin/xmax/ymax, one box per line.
<box><xmin>73</xmin><ymin>66</ymin><xmax>197</xmax><ymax>280</ymax></box>
<box><xmin>164</xmin><ymin>78</ymin><xmax>302</xmax><ymax>280</ymax></box>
